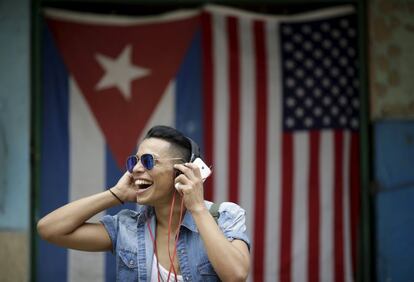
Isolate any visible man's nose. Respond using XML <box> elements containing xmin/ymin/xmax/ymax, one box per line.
<box><xmin>132</xmin><ymin>158</ymin><xmax>146</xmax><ymax>173</ymax></box>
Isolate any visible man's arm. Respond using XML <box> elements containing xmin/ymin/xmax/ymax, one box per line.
<box><xmin>37</xmin><ymin>172</ymin><xmax>135</xmax><ymax>251</ymax></box>
<box><xmin>191</xmin><ymin>207</ymin><xmax>250</xmax><ymax>282</ymax></box>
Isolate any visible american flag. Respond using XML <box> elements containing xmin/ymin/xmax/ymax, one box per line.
<box><xmin>201</xmin><ymin>6</ymin><xmax>360</xmax><ymax>282</ymax></box>
<box><xmin>38</xmin><ymin>5</ymin><xmax>360</xmax><ymax>282</ymax></box>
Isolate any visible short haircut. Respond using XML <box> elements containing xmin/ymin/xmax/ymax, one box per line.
<box><xmin>144</xmin><ymin>125</ymin><xmax>192</xmax><ymax>161</ymax></box>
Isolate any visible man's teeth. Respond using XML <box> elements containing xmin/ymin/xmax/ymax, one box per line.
<box><xmin>135</xmin><ymin>179</ymin><xmax>152</xmax><ymax>186</ymax></box>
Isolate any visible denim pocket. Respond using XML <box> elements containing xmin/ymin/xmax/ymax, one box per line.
<box><xmin>117</xmin><ymin>249</ymin><xmax>139</xmax><ymax>282</ymax></box>
<box><xmin>118</xmin><ymin>249</ymin><xmax>138</xmax><ymax>269</ymax></box>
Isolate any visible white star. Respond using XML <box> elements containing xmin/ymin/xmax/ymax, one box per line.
<box><xmin>314</xmin><ymin>107</ymin><xmax>323</xmax><ymax>116</ymax></box>
<box><xmin>302</xmin><ymin>25</ymin><xmax>311</xmax><ymax>34</ymax></box>
<box><xmin>305</xmin><ymin>97</ymin><xmax>313</xmax><ymax>107</ymax></box>
<box><xmin>323</xmin><ymin>116</ymin><xmax>331</xmax><ymax>126</ymax></box>
<box><xmin>295</xmin><ymin>107</ymin><xmax>304</xmax><ymax>118</ymax></box>
<box><xmin>304</xmin><ymin>41</ymin><xmax>313</xmax><ymax>51</ymax></box>
<box><xmin>304</xmin><ymin>117</ymin><xmax>314</xmax><ymax>127</ymax></box>
<box><xmin>286</xmin><ymin>117</ymin><xmax>295</xmax><ymax>128</ymax></box>
<box><xmin>284</xmin><ymin>42</ymin><xmax>294</xmax><ymax>52</ymax></box>
<box><xmin>294</xmin><ymin>51</ymin><xmax>304</xmax><ymax>60</ymax></box>
<box><xmin>296</xmin><ymin>87</ymin><xmax>305</xmax><ymax>97</ymax></box>
<box><xmin>95</xmin><ymin>45</ymin><xmax>150</xmax><ymax>100</ymax></box>
<box><xmin>351</xmin><ymin>118</ymin><xmax>359</xmax><ymax>128</ymax></box>
<box><xmin>286</xmin><ymin>97</ymin><xmax>296</xmax><ymax>108</ymax></box>
<box><xmin>312</xmin><ymin>32</ymin><xmax>322</xmax><ymax>42</ymax></box>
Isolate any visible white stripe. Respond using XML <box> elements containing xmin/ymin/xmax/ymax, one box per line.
<box><xmin>238</xmin><ymin>17</ymin><xmax>256</xmax><ymax>282</ymax></box>
<box><xmin>138</xmin><ymin>80</ymin><xmax>176</xmax><ymax>143</ymax></box>
<box><xmin>320</xmin><ymin>130</ymin><xmax>334</xmax><ymax>282</ymax></box>
<box><xmin>343</xmin><ymin>131</ymin><xmax>353</xmax><ymax>282</ymax></box>
<box><xmin>212</xmin><ymin>14</ymin><xmax>229</xmax><ymax>203</ymax></box>
<box><xmin>264</xmin><ymin>21</ymin><xmax>282</xmax><ymax>282</ymax></box>
<box><xmin>292</xmin><ymin>133</ymin><xmax>309</xmax><ymax>282</ymax></box>
<box><xmin>68</xmin><ymin>78</ymin><xmax>105</xmax><ymax>282</ymax></box>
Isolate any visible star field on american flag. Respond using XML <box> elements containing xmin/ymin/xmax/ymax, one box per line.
<box><xmin>281</xmin><ymin>15</ymin><xmax>360</xmax><ymax>131</ymax></box>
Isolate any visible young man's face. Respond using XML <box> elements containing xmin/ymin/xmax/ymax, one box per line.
<box><xmin>131</xmin><ymin>137</ymin><xmax>181</xmax><ymax>206</ymax></box>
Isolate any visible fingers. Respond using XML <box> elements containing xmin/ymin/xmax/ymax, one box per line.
<box><xmin>174</xmin><ymin>163</ymin><xmax>201</xmax><ymax>180</ymax></box>
<box><xmin>174</xmin><ymin>182</ymin><xmax>184</xmax><ymax>195</ymax></box>
<box><xmin>116</xmin><ymin>171</ymin><xmax>133</xmax><ymax>187</ymax></box>
<box><xmin>174</xmin><ymin>181</ymin><xmax>196</xmax><ymax>195</ymax></box>
<box><xmin>174</xmin><ymin>163</ymin><xmax>203</xmax><ymax>195</ymax></box>
<box><xmin>174</xmin><ymin>174</ymin><xmax>190</xmax><ymax>194</ymax></box>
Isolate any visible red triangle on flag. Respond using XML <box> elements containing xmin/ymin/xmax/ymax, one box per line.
<box><xmin>46</xmin><ymin>12</ymin><xmax>200</xmax><ymax>169</ymax></box>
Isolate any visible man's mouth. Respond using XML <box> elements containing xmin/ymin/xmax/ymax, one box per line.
<box><xmin>135</xmin><ymin>179</ymin><xmax>153</xmax><ymax>190</ymax></box>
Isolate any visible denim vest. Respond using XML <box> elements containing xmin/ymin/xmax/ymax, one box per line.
<box><xmin>101</xmin><ymin>201</ymin><xmax>250</xmax><ymax>282</ymax></box>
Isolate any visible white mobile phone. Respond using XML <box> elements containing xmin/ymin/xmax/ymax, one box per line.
<box><xmin>193</xmin><ymin>157</ymin><xmax>212</xmax><ymax>181</ymax></box>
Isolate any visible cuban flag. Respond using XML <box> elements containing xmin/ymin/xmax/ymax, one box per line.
<box><xmin>38</xmin><ymin>5</ymin><xmax>360</xmax><ymax>282</ymax></box>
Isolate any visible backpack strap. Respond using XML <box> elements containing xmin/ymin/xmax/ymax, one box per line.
<box><xmin>209</xmin><ymin>202</ymin><xmax>221</xmax><ymax>224</ymax></box>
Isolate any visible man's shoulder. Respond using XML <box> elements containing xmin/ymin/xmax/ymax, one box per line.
<box><xmin>217</xmin><ymin>202</ymin><xmax>245</xmax><ymax>216</ymax></box>
<box><xmin>115</xmin><ymin>205</ymin><xmax>152</xmax><ymax>223</ymax></box>
<box><xmin>204</xmin><ymin>201</ymin><xmax>245</xmax><ymax>218</ymax></box>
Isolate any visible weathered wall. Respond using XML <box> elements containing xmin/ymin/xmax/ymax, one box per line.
<box><xmin>0</xmin><ymin>0</ymin><xmax>30</xmax><ymax>280</ymax></box>
<box><xmin>369</xmin><ymin>0</ymin><xmax>414</xmax><ymax>119</ymax></box>
<box><xmin>0</xmin><ymin>232</ymin><xmax>29</xmax><ymax>281</ymax></box>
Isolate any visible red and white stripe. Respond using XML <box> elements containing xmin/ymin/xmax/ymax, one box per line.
<box><xmin>67</xmin><ymin>74</ymin><xmax>176</xmax><ymax>282</ymax></box>
<box><xmin>201</xmin><ymin>6</ymin><xmax>359</xmax><ymax>282</ymax></box>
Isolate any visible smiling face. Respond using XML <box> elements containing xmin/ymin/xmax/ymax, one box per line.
<box><xmin>131</xmin><ymin>137</ymin><xmax>184</xmax><ymax>206</ymax></box>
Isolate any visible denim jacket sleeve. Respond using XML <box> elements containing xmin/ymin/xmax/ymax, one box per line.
<box><xmin>100</xmin><ymin>209</ymin><xmax>145</xmax><ymax>282</ymax></box>
<box><xmin>100</xmin><ymin>209</ymin><xmax>140</xmax><ymax>252</ymax></box>
<box><xmin>216</xmin><ymin>202</ymin><xmax>251</xmax><ymax>250</ymax></box>
<box><xmin>100</xmin><ymin>213</ymin><xmax>119</xmax><ymax>252</ymax></box>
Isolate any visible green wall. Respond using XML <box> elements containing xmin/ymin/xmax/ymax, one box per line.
<box><xmin>0</xmin><ymin>0</ymin><xmax>30</xmax><ymax>280</ymax></box>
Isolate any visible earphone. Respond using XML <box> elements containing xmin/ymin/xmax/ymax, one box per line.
<box><xmin>186</xmin><ymin>136</ymin><xmax>200</xmax><ymax>163</ymax></box>
<box><xmin>186</xmin><ymin>136</ymin><xmax>211</xmax><ymax>180</ymax></box>
<box><xmin>174</xmin><ymin>137</ymin><xmax>212</xmax><ymax>186</ymax></box>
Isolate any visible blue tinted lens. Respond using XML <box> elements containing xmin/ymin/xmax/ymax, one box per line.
<box><xmin>126</xmin><ymin>154</ymin><xmax>155</xmax><ymax>172</ymax></box>
<box><xmin>126</xmin><ymin>156</ymin><xmax>137</xmax><ymax>173</ymax></box>
<box><xmin>141</xmin><ymin>154</ymin><xmax>155</xmax><ymax>170</ymax></box>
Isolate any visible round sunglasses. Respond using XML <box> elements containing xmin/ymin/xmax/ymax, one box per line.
<box><xmin>126</xmin><ymin>154</ymin><xmax>184</xmax><ymax>173</ymax></box>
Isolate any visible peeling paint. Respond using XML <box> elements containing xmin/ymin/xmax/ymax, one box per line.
<box><xmin>0</xmin><ymin>118</ymin><xmax>7</xmax><ymax>213</ymax></box>
<box><xmin>370</xmin><ymin>0</ymin><xmax>414</xmax><ymax>119</ymax></box>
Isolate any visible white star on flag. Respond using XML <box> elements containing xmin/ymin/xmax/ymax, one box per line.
<box><xmin>95</xmin><ymin>44</ymin><xmax>150</xmax><ymax>100</ymax></box>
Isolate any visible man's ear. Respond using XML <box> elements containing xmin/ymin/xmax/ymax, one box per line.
<box><xmin>174</xmin><ymin>169</ymin><xmax>182</xmax><ymax>178</ymax></box>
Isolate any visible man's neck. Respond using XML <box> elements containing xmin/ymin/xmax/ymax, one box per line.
<box><xmin>154</xmin><ymin>193</ymin><xmax>185</xmax><ymax>230</ymax></box>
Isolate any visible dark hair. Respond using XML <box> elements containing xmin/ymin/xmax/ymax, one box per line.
<box><xmin>144</xmin><ymin>125</ymin><xmax>193</xmax><ymax>161</ymax></box>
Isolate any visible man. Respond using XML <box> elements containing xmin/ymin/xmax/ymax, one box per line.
<box><xmin>38</xmin><ymin>125</ymin><xmax>250</xmax><ymax>281</ymax></box>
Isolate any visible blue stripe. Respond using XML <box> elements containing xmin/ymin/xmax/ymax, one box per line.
<box><xmin>104</xmin><ymin>146</ymin><xmax>121</xmax><ymax>282</ymax></box>
<box><xmin>38</xmin><ymin>25</ymin><xmax>69</xmax><ymax>282</ymax></box>
<box><xmin>175</xmin><ymin>30</ymin><xmax>204</xmax><ymax>154</ymax></box>
<box><xmin>104</xmin><ymin>146</ymin><xmax>137</xmax><ymax>281</ymax></box>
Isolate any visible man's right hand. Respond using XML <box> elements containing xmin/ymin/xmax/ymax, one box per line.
<box><xmin>111</xmin><ymin>171</ymin><xmax>138</xmax><ymax>203</ymax></box>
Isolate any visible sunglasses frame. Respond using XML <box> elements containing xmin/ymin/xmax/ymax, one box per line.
<box><xmin>126</xmin><ymin>154</ymin><xmax>184</xmax><ymax>172</ymax></box>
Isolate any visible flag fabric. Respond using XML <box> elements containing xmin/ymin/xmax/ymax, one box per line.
<box><xmin>38</xmin><ymin>5</ymin><xmax>360</xmax><ymax>282</ymax></box>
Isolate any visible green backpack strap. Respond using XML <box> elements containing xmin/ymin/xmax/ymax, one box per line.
<box><xmin>209</xmin><ymin>202</ymin><xmax>221</xmax><ymax>224</ymax></box>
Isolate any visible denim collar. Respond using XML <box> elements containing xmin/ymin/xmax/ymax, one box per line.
<box><xmin>136</xmin><ymin>205</ymin><xmax>154</xmax><ymax>225</ymax></box>
<box><xmin>181</xmin><ymin>210</ymin><xmax>198</xmax><ymax>233</ymax></box>
<box><xmin>135</xmin><ymin>205</ymin><xmax>199</xmax><ymax>233</ymax></box>
<box><xmin>181</xmin><ymin>200</ymin><xmax>213</xmax><ymax>233</ymax></box>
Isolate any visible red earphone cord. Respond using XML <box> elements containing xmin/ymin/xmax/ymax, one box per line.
<box><xmin>147</xmin><ymin>190</ymin><xmax>185</xmax><ymax>282</ymax></box>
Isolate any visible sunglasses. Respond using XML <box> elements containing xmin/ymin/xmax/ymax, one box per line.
<box><xmin>126</xmin><ymin>154</ymin><xmax>184</xmax><ymax>173</ymax></box>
